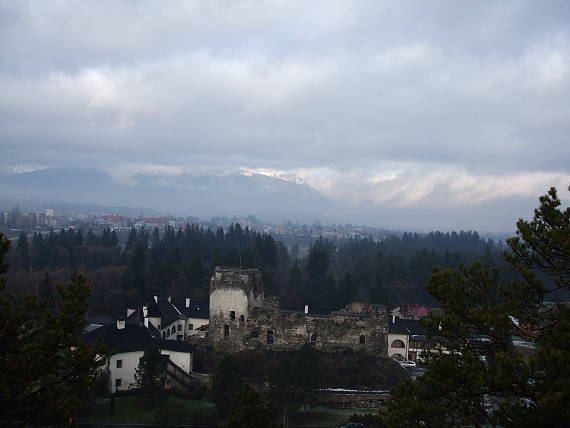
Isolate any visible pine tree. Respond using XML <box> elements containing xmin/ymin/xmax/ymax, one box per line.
<box><xmin>0</xmin><ymin>233</ymin><xmax>106</xmax><ymax>425</ymax></box>
<box><xmin>385</xmin><ymin>187</ymin><xmax>570</xmax><ymax>428</ymax></box>
<box><xmin>212</xmin><ymin>355</ymin><xmax>243</xmax><ymax>418</ymax></box>
<box><xmin>134</xmin><ymin>345</ymin><xmax>166</xmax><ymax>407</ymax></box>
<box><xmin>15</xmin><ymin>232</ymin><xmax>30</xmax><ymax>271</ymax></box>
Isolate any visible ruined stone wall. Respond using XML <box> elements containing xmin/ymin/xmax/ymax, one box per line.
<box><xmin>213</xmin><ymin>307</ymin><xmax>387</xmax><ymax>354</ymax></box>
<box><xmin>209</xmin><ymin>266</ymin><xmax>388</xmax><ymax>355</ymax></box>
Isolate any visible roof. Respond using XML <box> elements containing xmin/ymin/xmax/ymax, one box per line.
<box><xmin>176</xmin><ymin>300</ymin><xmax>209</xmax><ymax>319</ymax></box>
<box><xmin>86</xmin><ymin>313</ymin><xmax>115</xmax><ymax>325</ymax></box>
<box><xmin>158</xmin><ymin>339</ymin><xmax>194</xmax><ymax>353</ymax></box>
<box><xmin>82</xmin><ymin>323</ymin><xmax>159</xmax><ymax>353</ymax></box>
<box><xmin>126</xmin><ymin>309</ymin><xmax>162</xmax><ymax>336</ymax></box>
<box><xmin>393</xmin><ymin>304</ymin><xmax>429</xmax><ymax>318</ymax></box>
<box><xmin>146</xmin><ymin>297</ymin><xmax>186</xmax><ymax>326</ymax></box>
<box><xmin>81</xmin><ymin>323</ymin><xmax>193</xmax><ymax>354</ymax></box>
<box><xmin>389</xmin><ymin>318</ymin><xmax>428</xmax><ymax>335</ymax></box>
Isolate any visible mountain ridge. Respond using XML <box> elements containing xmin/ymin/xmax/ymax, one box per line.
<box><xmin>0</xmin><ymin>168</ymin><xmax>333</xmax><ymax>222</ymax></box>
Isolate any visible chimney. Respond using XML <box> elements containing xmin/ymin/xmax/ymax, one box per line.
<box><xmin>304</xmin><ymin>305</ymin><xmax>309</xmax><ymax>314</ymax></box>
<box><xmin>185</xmin><ymin>298</ymin><xmax>190</xmax><ymax>308</ymax></box>
<box><xmin>144</xmin><ymin>317</ymin><xmax>149</xmax><ymax>328</ymax></box>
<box><xmin>153</xmin><ymin>295</ymin><xmax>158</xmax><ymax>303</ymax></box>
<box><xmin>167</xmin><ymin>296</ymin><xmax>171</xmax><ymax>303</ymax></box>
<box><xmin>142</xmin><ymin>305</ymin><xmax>148</xmax><ymax>318</ymax></box>
<box><xmin>392</xmin><ymin>314</ymin><xmax>396</xmax><ymax>324</ymax></box>
<box><xmin>116</xmin><ymin>318</ymin><xmax>126</xmax><ymax>329</ymax></box>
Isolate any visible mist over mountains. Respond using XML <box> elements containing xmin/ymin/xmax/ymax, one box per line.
<box><xmin>0</xmin><ymin>168</ymin><xmax>559</xmax><ymax>232</ymax></box>
<box><xmin>0</xmin><ymin>168</ymin><xmax>334</xmax><ymax>223</ymax></box>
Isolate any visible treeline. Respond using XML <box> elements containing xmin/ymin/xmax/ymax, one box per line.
<box><xmin>7</xmin><ymin>225</ymin><xmax>505</xmax><ymax>315</ymax></box>
<box><xmin>121</xmin><ymin>224</ymin><xmax>289</xmax><ymax>300</ymax></box>
<box><xmin>282</xmin><ymin>232</ymin><xmax>503</xmax><ymax>311</ymax></box>
<box><xmin>9</xmin><ymin>228</ymin><xmax>121</xmax><ymax>271</ymax></box>
<box><xmin>7</xmin><ymin>224</ymin><xmax>289</xmax><ymax>312</ymax></box>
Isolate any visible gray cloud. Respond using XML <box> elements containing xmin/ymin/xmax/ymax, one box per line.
<box><xmin>1</xmin><ymin>0</ymin><xmax>569</xmax><ymax>230</ymax></box>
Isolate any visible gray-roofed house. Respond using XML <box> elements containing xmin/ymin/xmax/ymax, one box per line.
<box><xmin>82</xmin><ymin>318</ymin><xmax>194</xmax><ymax>393</ymax></box>
<box><xmin>126</xmin><ymin>295</ymin><xmax>209</xmax><ymax>341</ymax></box>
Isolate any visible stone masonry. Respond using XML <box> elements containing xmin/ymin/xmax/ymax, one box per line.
<box><xmin>209</xmin><ymin>266</ymin><xmax>388</xmax><ymax>355</ymax></box>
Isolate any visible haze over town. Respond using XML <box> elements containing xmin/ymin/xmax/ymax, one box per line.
<box><xmin>1</xmin><ymin>0</ymin><xmax>569</xmax><ymax>232</ymax></box>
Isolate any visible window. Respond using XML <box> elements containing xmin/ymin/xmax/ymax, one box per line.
<box><xmin>267</xmin><ymin>330</ymin><xmax>274</xmax><ymax>344</ymax></box>
<box><xmin>230</xmin><ymin>311</ymin><xmax>236</xmax><ymax>320</ymax></box>
<box><xmin>359</xmin><ymin>335</ymin><xmax>366</xmax><ymax>344</ymax></box>
<box><xmin>240</xmin><ymin>315</ymin><xmax>245</xmax><ymax>322</ymax></box>
<box><xmin>177</xmin><ymin>324</ymin><xmax>182</xmax><ymax>331</ymax></box>
<box><xmin>188</xmin><ymin>324</ymin><xmax>194</xmax><ymax>330</ymax></box>
<box><xmin>391</xmin><ymin>339</ymin><xmax>405</xmax><ymax>348</ymax></box>
<box><xmin>224</xmin><ymin>324</ymin><xmax>230</xmax><ymax>337</ymax></box>
<box><xmin>116</xmin><ymin>359</ymin><xmax>122</xmax><ymax>368</ymax></box>
<box><xmin>115</xmin><ymin>378</ymin><xmax>122</xmax><ymax>387</ymax></box>
<box><xmin>309</xmin><ymin>333</ymin><xmax>317</xmax><ymax>342</ymax></box>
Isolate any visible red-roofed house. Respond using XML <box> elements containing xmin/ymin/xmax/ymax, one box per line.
<box><xmin>391</xmin><ymin>304</ymin><xmax>429</xmax><ymax>320</ymax></box>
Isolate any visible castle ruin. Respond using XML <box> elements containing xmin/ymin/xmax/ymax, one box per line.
<box><xmin>209</xmin><ymin>266</ymin><xmax>389</xmax><ymax>354</ymax></box>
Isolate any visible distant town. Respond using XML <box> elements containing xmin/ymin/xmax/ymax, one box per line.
<box><xmin>0</xmin><ymin>205</ymin><xmax>397</xmax><ymax>245</ymax></box>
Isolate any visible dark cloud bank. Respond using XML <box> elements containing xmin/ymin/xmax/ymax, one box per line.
<box><xmin>1</xmin><ymin>1</ymin><xmax>568</xmax><ymax>231</ymax></box>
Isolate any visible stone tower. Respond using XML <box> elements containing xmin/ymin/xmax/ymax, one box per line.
<box><xmin>209</xmin><ymin>266</ymin><xmax>264</xmax><ymax>351</ymax></box>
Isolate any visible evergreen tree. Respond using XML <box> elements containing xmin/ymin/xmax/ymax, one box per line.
<box><xmin>134</xmin><ymin>345</ymin><xmax>167</xmax><ymax>406</ymax></box>
<box><xmin>227</xmin><ymin>386</ymin><xmax>280</xmax><ymax>428</ymax></box>
<box><xmin>385</xmin><ymin>187</ymin><xmax>570</xmax><ymax>428</ymax></box>
<box><xmin>15</xmin><ymin>232</ymin><xmax>30</xmax><ymax>271</ymax></box>
<box><xmin>37</xmin><ymin>272</ymin><xmax>57</xmax><ymax>310</ymax></box>
<box><xmin>0</xmin><ymin>233</ymin><xmax>106</xmax><ymax>425</ymax></box>
<box><xmin>306</xmin><ymin>243</ymin><xmax>329</xmax><ymax>283</ymax></box>
<box><xmin>212</xmin><ymin>355</ymin><xmax>243</xmax><ymax>418</ymax></box>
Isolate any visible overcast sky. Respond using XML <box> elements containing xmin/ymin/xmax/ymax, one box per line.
<box><xmin>1</xmin><ymin>0</ymin><xmax>569</xmax><ymax>231</ymax></box>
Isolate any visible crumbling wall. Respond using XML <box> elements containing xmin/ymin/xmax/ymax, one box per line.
<box><xmin>215</xmin><ymin>307</ymin><xmax>387</xmax><ymax>354</ymax></box>
<box><xmin>209</xmin><ymin>267</ymin><xmax>388</xmax><ymax>355</ymax></box>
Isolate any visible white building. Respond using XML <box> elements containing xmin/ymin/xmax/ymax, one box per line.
<box><xmin>82</xmin><ymin>319</ymin><xmax>194</xmax><ymax>393</ymax></box>
<box><xmin>126</xmin><ymin>296</ymin><xmax>209</xmax><ymax>341</ymax></box>
<box><xmin>388</xmin><ymin>317</ymin><xmax>432</xmax><ymax>362</ymax></box>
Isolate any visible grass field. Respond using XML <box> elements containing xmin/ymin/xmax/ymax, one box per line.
<box><xmin>80</xmin><ymin>395</ymin><xmax>217</xmax><ymax>425</ymax></box>
<box><xmin>289</xmin><ymin>407</ymin><xmax>380</xmax><ymax>427</ymax></box>
<box><xmin>80</xmin><ymin>395</ymin><xmax>378</xmax><ymax>427</ymax></box>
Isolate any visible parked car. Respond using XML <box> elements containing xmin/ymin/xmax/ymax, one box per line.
<box><xmin>400</xmin><ymin>360</ymin><xmax>417</xmax><ymax>369</ymax></box>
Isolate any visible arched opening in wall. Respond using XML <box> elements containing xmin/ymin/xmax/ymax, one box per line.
<box><xmin>391</xmin><ymin>353</ymin><xmax>405</xmax><ymax>361</ymax></box>
<box><xmin>309</xmin><ymin>333</ymin><xmax>317</xmax><ymax>342</ymax></box>
<box><xmin>240</xmin><ymin>315</ymin><xmax>245</xmax><ymax>322</ymax></box>
<box><xmin>230</xmin><ymin>311</ymin><xmax>236</xmax><ymax>320</ymax></box>
<box><xmin>162</xmin><ymin>331</ymin><xmax>165</xmax><ymax>339</ymax></box>
<box><xmin>224</xmin><ymin>324</ymin><xmax>230</xmax><ymax>337</ymax></box>
<box><xmin>391</xmin><ymin>339</ymin><xmax>405</xmax><ymax>348</ymax></box>
<box><xmin>359</xmin><ymin>335</ymin><xmax>366</xmax><ymax>344</ymax></box>
<box><xmin>267</xmin><ymin>330</ymin><xmax>274</xmax><ymax>344</ymax></box>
